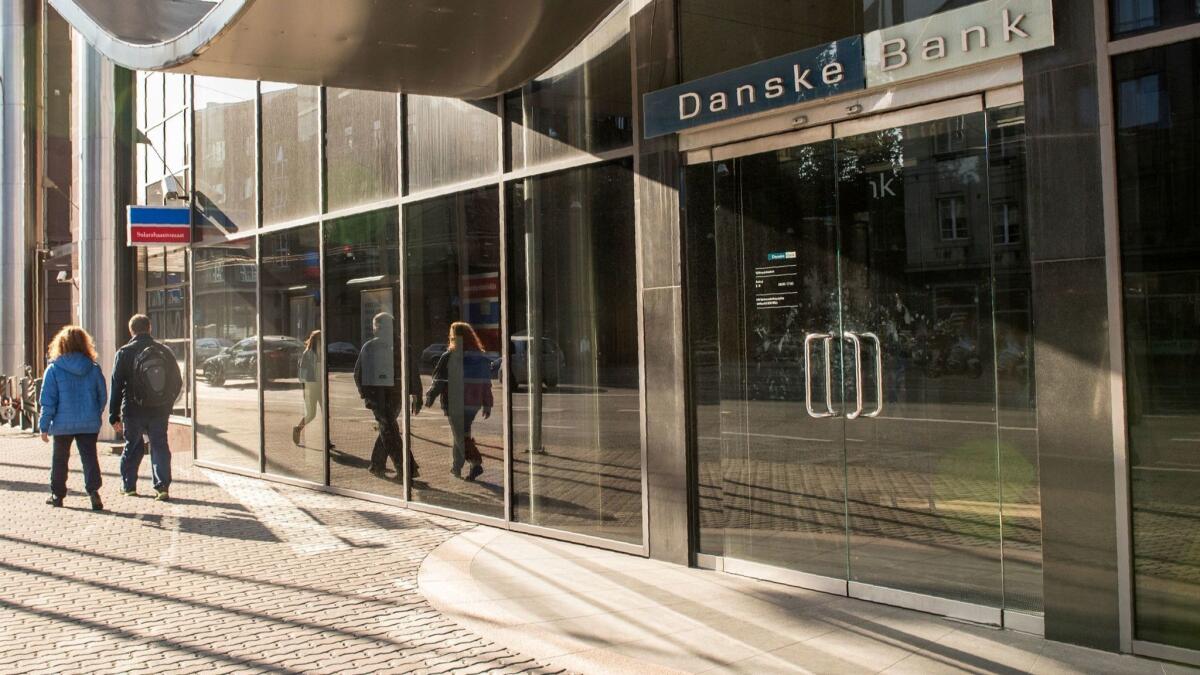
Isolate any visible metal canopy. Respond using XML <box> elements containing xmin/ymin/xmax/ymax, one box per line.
<box><xmin>50</xmin><ymin>0</ymin><xmax>624</xmax><ymax>99</ymax></box>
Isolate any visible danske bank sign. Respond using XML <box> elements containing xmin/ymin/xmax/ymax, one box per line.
<box><xmin>642</xmin><ymin>0</ymin><xmax>1054</xmax><ymax>138</ymax></box>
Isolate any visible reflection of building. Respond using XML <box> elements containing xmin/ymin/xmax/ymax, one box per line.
<box><xmin>3</xmin><ymin>0</ymin><xmax>1200</xmax><ymax>664</ymax></box>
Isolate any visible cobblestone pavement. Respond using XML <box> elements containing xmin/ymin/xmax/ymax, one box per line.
<box><xmin>0</xmin><ymin>428</ymin><xmax>561</xmax><ymax>675</ymax></box>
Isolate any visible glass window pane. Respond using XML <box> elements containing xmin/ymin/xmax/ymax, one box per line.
<box><xmin>326</xmin><ymin>88</ymin><xmax>398</xmax><ymax>212</ymax></box>
<box><xmin>1111</xmin><ymin>0</ymin><xmax>1199</xmax><ymax>36</ymax></box>
<box><xmin>261</xmin><ymin>225</ymin><xmax>323</xmax><ymax>483</ymax></box>
<box><xmin>262</xmin><ymin>83</ymin><xmax>320</xmax><ymax>225</ymax></box>
<box><xmin>405</xmin><ymin>187</ymin><xmax>503</xmax><ymax>517</ymax></box>
<box><xmin>163</xmin><ymin>247</ymin><xmax>191</xmax><ymax>417</ymax></box>
<box><xmin>193</xmin><ymin>239</ymin><xmax>259</xmax><ymax>470</ymax></box>
<box><xmin>987</xmin><ymin>104</ymin><xmax>1042</xmax><ymax>614</ymax></box>
<box><xmin>679</xmin><ymin>0</ymin><xmax>861</xmax><ymax>80</ymax></box>
<box><xmin>506</xmin><ymin>3</ymin><xmax>632</xmax><ymax>170</ymax></box>
<box><xmin>147</xmin><ymin>124</ymin><xmax>165</xmax><ymax>184</ymax></box>
<box><xmin>1117</xmin><ymin>39</ymin><xmax>1200</xmax><ymax>651</ymax></box>
<box><xmin>137</xmin><ymin>71</ymin><xmax>147</xmax><ymax>130</ymax></box>
<box><xmin>146</xmin><ymin>71</ymin><xmax>164</xmax><ymax>125</ymax></box>
<box><xmin>405</xmin><ymin>96</ymin><xmax>498</xmax><ymax>193</ymax></box>
<box><xmin>682</xmin><ymin>162</ymin><xmax>725</xmax><ymax>556</ymax></box>
<box><xmin>194</xmin><ymin>77</ymin><xmax>258</xmax><ymax>241</ymax></box>
<box><xmin>324</xmin><ymin>208</ymin><xmax>406</xmax><ymax>498</ymax></box>
<box><xmin>165</xmin><ymin>73</ymin><xmax>186</xmax><ymax>116</ymax></box>
<box><xmin>507</xmin><ymin>160</ymin><xmax>642</xmax><ymax>544</ymax></box>
<box><xmin>165</xmin><ymin>112</ymin><xmax>186</xmax><ymax>178</ymax></box>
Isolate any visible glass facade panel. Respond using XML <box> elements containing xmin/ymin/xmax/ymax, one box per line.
<box><xmin>262</xmin><ymin>83</ymin><xmax>320</xmax><ymax>225</ymax></box>
<box><xmin>507</xmin><ymin>160</ymin><xmax>642</xmax><ymax>544</ymax></box>
<box><xmin>682</xmin><ymin>162</ymin><xmax>724</xmax><ymax>556</ymax></box>
<box><xmin>326</xmin><ymin>88</ymin><xmax>398</xmax><ymax>212</ymax></box>
<box><xmin>405</xmin><ymin>187</ymin><xmax>503</xmax><ymax>517</ymax></box>
<box><xmin>506</xmin><ymin>3</ymin><xmax>632</xmax><ymax>170</ymax></box>
<box><xmin>679</xmin><ymin>0</ymin><xmax>860</xmax><ymax>81</ymax></box>
<box><xmin>1117</xmin><ymin>40</ymin><xmax>1200</xmax><ymax>651</ymax></box>
<box><xmin>194</xmin><ymin>77</ymin><xmax>258</xmax><ymax>240</ymax></box>
<box><xmin>193</xmin><ymin>239</ymin><xmax>259</xmax><ymax>470</ymax></box>
<box><xmin>405</xmin><ymin>96</ymin><xmax>498</xmax><ymax>194</ymax></box>
<box><xmin>1111</xmin><ymin>0</ymin><xmax>1200</xmax><ymax>36</ymax></box>
<box><xmin>988</xmin><ymin>104</ymin><xmax>1043</xmax><ymax>614</ymax></box>
<box><xmin>325</xmin><ymin>209</ymin><xmax>408</xmax><ymax>498</ymax></box>
<box><xmin>261</xmin><ymin>225</ymin><xmax>323</xmax><ymax>483</ymax></box>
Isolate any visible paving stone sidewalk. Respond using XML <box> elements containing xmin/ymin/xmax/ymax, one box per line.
<box><xmin>0</xmin><ymin>428</ymin><xmax>561</xmax><ymax>674</ymax></box>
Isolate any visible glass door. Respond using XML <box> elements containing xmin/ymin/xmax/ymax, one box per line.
<box><xmin>713</xmin><ymin>131</ymin><xmax>849</xmax><ymax>592</ymax></box>
<box><xmin>691</xmin><ymin>100</ymin><xmax>1035</xmax><ymax>625</ymax></box>
<box><xmin>836</xmin><ymin>111</ymin><xmax>1004</xmax><ymax>622</ymax></box>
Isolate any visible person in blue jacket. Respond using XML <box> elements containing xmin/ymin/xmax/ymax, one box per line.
<box><xmin>38</xmin><ymin>325</ymin><xmax>108</xmax><ymax>511</ymax></box>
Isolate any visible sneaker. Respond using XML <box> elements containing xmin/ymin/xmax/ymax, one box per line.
<box><xmin>292</xmin><ymin>425</ymin><xmax>302</xmax><ymax>446</ymax></box>
<box><xmin>46</xmin><ymin>495</ymin><xmax>63</xmax><ymax>508</ymax></box>
<box><xmin>368</xmin><ymin>466</ymin><xmax>386</xmax><ymax>477</ymax></box>
<box><xmin>154</xmin><ymin>490</ymin><xmax>170</xmax><ymax>502</ymax></box>
<box><xmin>119</xmin><ymin>488</ymin><xmax>137</xmax><ymax>497</ymax></box>
<box><xmin>89</xmin><ymin>492</ymin><xmax>104</xmax><ymax>511</ymax></box>
<box><xmin>466</xmin><ymin>463</ymin><xmax>483</xmax><ymax>482</ymax></box>
<box><xmin>450</xmin><ymin>467</ymin><xmax>462</xmax><ymax>479</ymax></box>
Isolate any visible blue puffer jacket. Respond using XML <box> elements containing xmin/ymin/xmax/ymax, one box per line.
<box><xmin>39</xmin><ymin>353</ymin><xmax>108</xmax><ymax>436</ymax></box>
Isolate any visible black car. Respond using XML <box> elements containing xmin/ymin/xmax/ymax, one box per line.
<box><xmin>203</xmin><ymin>335</ymin><xmax>304</xmax><ymax>386</ymax></box>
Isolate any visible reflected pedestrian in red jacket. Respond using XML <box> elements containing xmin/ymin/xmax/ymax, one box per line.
<box><xmin>425</xmin><ymin>322</ymin><xmax>492</xmax><ymax>481</ymax></box>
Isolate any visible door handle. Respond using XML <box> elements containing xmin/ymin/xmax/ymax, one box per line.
<box><xmin>843</xmin><ymin>331</ymin><xmax>864</xmax><ymax>420</ymax></box>
<box><xmin>804</xmin><ymin>333</ymin><xmax>836</xmax><ymax>419</ymax></box>
<box><xmin>862</xmin><ymin>332</ymin><xmax>884</xmax><ymax>418</ymax></box>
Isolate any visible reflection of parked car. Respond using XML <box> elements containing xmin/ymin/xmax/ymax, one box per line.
<box><xmin>420</xmin><ymin>343</ymin><xmax>448</xmax><ymax>374</ymax></box>
<box><xmin>195</xmin><ymin>337</ymin><xmax>233</xmax><ymax>363</ymax></box>
<box><xmin>421</xmin><ymin>342</ymin><xmax>502</xmax><ymax>376</ymax></box>
<box><xmin>326</xmin><ymin>341</ymin><xmax>359</xmax><ymax>369</ymax></box>
<box><xmin>509</xmin><ymin>335</ymin><xmax>565</xmax><ymax>389</ymax></box>
<box><xmin>203</xmin><ymin>336</ymin><xmax>303</xmax><ymax>386</ymax></box>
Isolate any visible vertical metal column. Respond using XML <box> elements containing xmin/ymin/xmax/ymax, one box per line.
<box><xmin>75</xmin><ymin>39</ymin><xmax>119</xmax><ymax>388</ymax></box>
<box><xmin>0</xmin><ymin>1</ymin><xmax>30</xmax><ymax>375</ymax></box>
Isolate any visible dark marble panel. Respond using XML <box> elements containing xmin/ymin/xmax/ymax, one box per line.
<box><xmin>1023</xmin><ymin>63</ymin><xmax>1105</xmax><ymax>262</ymax></box>
<box><xmin>643</xmin><ymin>285</ymin><xmax>690</xmax><ymax>565</ymax></box>
<box><xmin>1023</xmin><ymin>0</ymin><xmax>1098</xmax><ymax>74</ymax></box>
<box><xmin>1032</xmin><ymin>257</ymin><xmax>1120</xmax><ymax>650</ymax></box>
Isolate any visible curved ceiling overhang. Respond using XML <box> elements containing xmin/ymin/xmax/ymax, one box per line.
<box><xmin>49</xmin><ymin>0</ymin><xmax>624</xmax><ymax>99</ymax></box>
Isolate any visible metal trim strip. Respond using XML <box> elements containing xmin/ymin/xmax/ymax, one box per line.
<box><xmin>1003</xmin><ymin>610</ymin><xmax>1045</xmax><ymax>636</ymax></box>
<box><xmin>712</xmin><ymin>125</ymin><xmax>833</xmax><ymax>162</ymax></box>
<box><xmin>848</xmin><ymin>582</ymin><xmax>1002</xmax><ymax>625</ymax></box>
<box><xmin>1132</xmin><ymin>641</ymin><xmax>1200</xmax><ymax>667</ymax></box>
<box><xmin>724</xmin><ymin>558</ymin><xmax>848</xmax><ymax>596</ymax></box>
<box><xmin>833</xmin><ymin>95</ymin><xmax>983</xmax><ymax>138</ymax></box>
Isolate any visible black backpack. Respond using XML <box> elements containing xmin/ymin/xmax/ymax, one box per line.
<box><xmin>129</xmin><ymin>342</ymin><xmax>183</xmax><ymax>408</ymax></box>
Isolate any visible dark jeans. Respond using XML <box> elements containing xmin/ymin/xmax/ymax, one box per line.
<box><xmin>120</xmin><ymin>414</ymin><xmax>171</xmax><ymax>492</ymax></box>
<box><xmin>50</xmin><ymin>434</ymin><xmax>102</xmax><ymax>499</ymax></box>
<box><xmin>368</xmin><ymin>406</ymin><xmax>417</xmax><ymax>474</ymax></box>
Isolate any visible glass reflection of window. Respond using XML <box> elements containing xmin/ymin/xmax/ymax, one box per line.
<box><xmin>939</xmin><ymin>195</ymin><xmax>969</xmax><ymax>240</ymax></box>
<box><xmin>506</xmin><ymin>2</ymin><xmax>631</xmax><ymax>170</ymax></box>
<box><xmin>194</xmin><ymin>77</ymin><xmax>258</xmax><ymax>240</ymax></box>
<box><xmin>508</xmin><ymin>160</ymin><xmax>642</xmax><ymax>545</ymax></box>
<box><xmin>992</xmin><ymin>201</ymin><xmax>1022</xmax><ymax>244</ymax></box>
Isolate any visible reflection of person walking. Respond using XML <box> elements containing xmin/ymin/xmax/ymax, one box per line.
<box><xmin>39</xmin><ymin>326</ymin><xmax>108</xmax><ymax>511</ymax></box>
<box><xmin>355</xmin><ymin>312</ymin><xmax>422</xmax><ymax>480</ymax></box>
<box><xmin>294</xmin><ymin>330</ymin><xmax>322</xmax><ymax>446</ymax></box>
<box><xmin>425</xmin><ymin>322</ymin><xmax>492</xmax><ymax>481</ymax></box>
<box><xmin>111</xmin><ymin>315</ymin><xmax>182</xmax><ymax>502</ymax></box>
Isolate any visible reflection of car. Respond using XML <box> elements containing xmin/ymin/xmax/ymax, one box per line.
<box><xmin>202</xmin><ymin>336</ymin><xmax>303</xmax><ymax>386</ymax></box>
<box><xmin>421</xmin><ymin>343</ymin><xmax>502</xmax><ymax>376</ymax></box>
<box><xmin>509</xmin><ymin>336</ymin><xmax>565</xmax><ymax>389</ymax></box>
<box><xmin>420</xmin><ymin>343</ymin><xmax>448</xmax><ymax>374</ymax></box>
<box><xmin>326</xmin><ymin>341</ymin><xmax>359</xmax><ymax>369</ymax></box>
<box><xmin>195</xmin><ymin>337</ymin><xmax>233</xmax><ymax>363</ymax></box>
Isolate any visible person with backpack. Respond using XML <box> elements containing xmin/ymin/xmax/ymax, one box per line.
<box><xmin>38</xmin><ymin>325</ymin><xmax>108</xmax><ymax>510</ymax></box>
<box><xmin>110</xmin><ymin>314</ymin><xmax>182</xmax><ymax>502</ymax></box>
